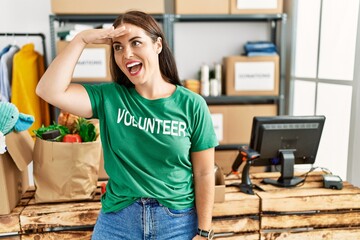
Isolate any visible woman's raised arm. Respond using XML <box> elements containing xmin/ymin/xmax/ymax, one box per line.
<box><xmin>36</xmin><ymin>26</ymin><xmax>129</xmax><ymax>118</ymax></box>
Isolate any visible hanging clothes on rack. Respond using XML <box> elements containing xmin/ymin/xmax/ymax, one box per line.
<box><xmin>0</xmin><ymin>44</ymin><xmax>12</xmax><ymax>101</ymax></box>
<box><xmin>0</xmin><ymin>45</ymin><xmax>11</xmax><ymax>56</ymax></box>
<box><xmin>0</xmin><ymin>45</ymin><xmax>19</xmax><ymax>102</ymax></box>
<box><xmin>0</xmin><ymin>32</ymin><xmax>51</xmax><ymax>137</ymax></box>
<box><xmin>11</xmin><ymin>43</ymin><xmax>51</xmax><ymax>138</ymax></box>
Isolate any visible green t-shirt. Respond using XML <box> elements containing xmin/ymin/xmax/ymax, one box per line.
<box><xmin>84</xmin><ymin>83</ymin><xmax>218</xmax><ymax>213</ymax></box>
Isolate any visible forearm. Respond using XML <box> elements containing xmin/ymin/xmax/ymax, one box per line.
<box><xmin>194</xmin><ymin>171</ymin><xmax>215</xmax><ymax>231</ymax></box>
<box><xmin>36</xmin><ymin>27</ymin><xmax>127</xmax><ymax>117</ymax></box>
<box><xmin>36</xmin><ymin>35</ymin><xmax>86</xmax><ymax>105</ymax></box>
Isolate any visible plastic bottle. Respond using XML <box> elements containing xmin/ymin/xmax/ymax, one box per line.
<box><xmin>210</xmin><ymin>78</ymin><xmax>219</xmax><ymax>96</ymax></box>
<box><xmin>215</xmin><ymin>63</ymin><xmax>222</xmax><ymax>96</ymax></box>
<box><xmin>200</xmin><ymin>64</ymin><xmax>210</xmax><ymax>97</ymax></box>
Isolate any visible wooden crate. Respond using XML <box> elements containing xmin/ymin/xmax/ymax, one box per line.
<box><xmin>22</xmin><ymin>231</ymin><xmax>93</xmax><ymax>240</ymax></box>
<box><xmin>0</xmin><ymin>178</ymin><xmax>259</xmax><ymax>239</ymax></box>
<box><xmin>253</xmin><ymin>172</ymin><xmax>360</xmax><ymax>239</ymax></box>
<box><xmin>1</xmin><ymin>172</ymin><xmax>360</xmax><ymax>239</ymax></box>
<box><xmin>213</xmin><ymin>177</ymin><xmax>260</xmax><ymax>237</ymax></box>
<box><xmin>216</xmin><ymin>232</ymin><xmax>260</xmax><ymax>239</ymax></box>
<box><xmin>260</xmin><ymin>228</ymin><xmax>360</xmax><ymax>240</ymax></box>
<box><xmin>20</xmin><ymin>201</ymin><xmax>101</xmax><ymax>233</ymax></box>
<box><xmin>0</xmin><ymin>184</ymin><xmax>102</xmax><ymax>239</ymax></box>
<box><xmin>0</xmin><ymin>191</ymin><xmax>33</xmax><ymax>236</ymax></box>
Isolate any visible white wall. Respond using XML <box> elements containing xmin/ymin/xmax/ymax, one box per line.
<box><xmin>0</xmin><ymin>0</ymin><xmax>52</xmax><ymax>63</ymax></box>
<box><xmin>174</xmin><ymin>22</ymin><xmax>270</xmax><ymax>80</ymax></box>
<box><xmin>1</xmin><ymin>0</ymin><xmax>52</xmax><ymax>185</ymax></box>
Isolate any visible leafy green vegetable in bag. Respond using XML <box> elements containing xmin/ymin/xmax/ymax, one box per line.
<box><xmin>75</xmin><ymin>118</ymin><xmax>97</xmax><ymax>142</ymax></box>
<box><xmin>33</xmin><ymin>122</ymin><xmax>70</xmax><ymax>141</ymax></box>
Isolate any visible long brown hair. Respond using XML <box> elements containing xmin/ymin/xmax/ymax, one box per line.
<box><xmin>110</xmin><ymin>11</ymin><xmax>181</xmax><ymax>87</ymax></box>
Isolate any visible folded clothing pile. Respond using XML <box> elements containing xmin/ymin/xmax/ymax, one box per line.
<box><xmin>244</xmin><ymin>41</ymin><xmax>277</xmax><ymax>56</ymax></box>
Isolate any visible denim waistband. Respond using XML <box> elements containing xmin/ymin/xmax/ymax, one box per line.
<box><xmin>136</xmin><ymin>198</ymin><xmax>161</xmax><ymax>206</ymax></box>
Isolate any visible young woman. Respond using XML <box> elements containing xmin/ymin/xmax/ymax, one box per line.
<box><xmin>36</xmin><ymin>11</ymin><xmax>218</xmax><ymax>240</ymax></box>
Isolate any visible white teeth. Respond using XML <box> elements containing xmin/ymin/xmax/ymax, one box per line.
<box><xmin>127</xmin><ymin>62</ymin><xmax>141</xmax><ymax>68</ymax></box>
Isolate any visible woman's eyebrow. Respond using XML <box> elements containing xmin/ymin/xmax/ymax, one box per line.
<box><xmin>112</xmin><ymin>36</ymin><xmax>141</xmax><ymax>45</ymax></box>
<box><xmin>129</xmin><ymin>36</ymin><xmax>141</xmax><ymax>42</ymax></box>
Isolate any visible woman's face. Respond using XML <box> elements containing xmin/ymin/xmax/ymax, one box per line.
<box><xmin>112</xmin><ymin>23</ymin><xmax>162</xmax><ymax>86</ymax></box>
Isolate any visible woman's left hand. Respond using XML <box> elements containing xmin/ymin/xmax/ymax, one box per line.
<box><xmin>78</xmin><ymin>26</ymin><xmax>130</xmax><ymax>46</ymax></box>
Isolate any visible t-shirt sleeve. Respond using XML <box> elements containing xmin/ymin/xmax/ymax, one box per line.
<box><xmin>82</xmin><ymin>83</ymin><xmax>103</xmax><ymax>119</ymax></box>
<box><xmin>190</xmin><ymin>97</ymin><xmax>219</xmax><ymax>152</ymax></box>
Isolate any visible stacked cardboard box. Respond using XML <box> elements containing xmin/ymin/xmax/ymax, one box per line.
<box><xmin>230</xmin><ymin>0</ymin><xmax>283</xmax><ymax>14</ymax></box>
<box><xmin>0</xmin><ymin>131</ymin><xmax>33</xmax><ymax>214</ymax></box>
<box><xmin>175</xmin><ymin>0</ymin><xmax>229</xmax><ymax>14</ymax></box>
<box><xmin>51</xmin><ymin>0</ymin><xmax>165</xmax><ymax>14</ymax></box>
<box><xmin>210</xmin><ymin>104</ymin><xmax>277</xmax><ymax>145</ymax></box>
<box><xmin>57</xmin><ymin>41</ymin><xmax>112</xmax><ymax>82</ymax></box>
<box><xmin>223</xmin><ymin>55</ymin><xmax>280</xmax><ymax>96</ymax></box>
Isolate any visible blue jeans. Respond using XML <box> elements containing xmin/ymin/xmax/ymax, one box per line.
<box><xmin>91</xmin><ymin>198</ymin><xmax>198</xmax><ymax>240</ymax></box>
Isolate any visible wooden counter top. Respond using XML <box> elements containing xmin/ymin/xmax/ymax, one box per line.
<box><xmin>1</xmin><ymin>171</ymin><xmax>360</xmax><ymax>239</ymax></box>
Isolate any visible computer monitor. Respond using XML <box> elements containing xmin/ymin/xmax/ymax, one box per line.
<box><xmin>250</xmin><ymin>115</ymin><xmax>326</xmax><ymax>187</ymax></box>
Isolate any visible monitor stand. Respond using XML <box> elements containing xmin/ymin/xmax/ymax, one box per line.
<box><xmin>262</xmin><ymin>150</ymin><xmax>304</xmax><ymax>187</ymax></box>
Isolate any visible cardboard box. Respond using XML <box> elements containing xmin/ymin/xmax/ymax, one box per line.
<box><xmin>0</xmin><ymin>131</ymin><xmax>33</xmax><ymax>215</ymax></box>
<box><xmin>214</xmin><ymin>164</ymin><xmax>225</xmax><ymax>203</ymax></box>
<box><xmin>51</xmin><ymin>0</ymin><xmax>165</xmax><ymax>14</ymax></box>
<box><xmin>175</xmin><ymin>0</ymin><xmax>229</xmax><ymax>14</ymax></box>
<box><xmin>223</xmin><ymin>55</ymin><xmax>279</xmax><ymax>96</ymax></box>
<box><xmin>57</xmin><ymin>41</ymin><xmax>112</xmax><ymax>82</ymax></box>
<box><xmin>210</xmin><ymin>104</ymin><xmax>277</xmax><ymax>145</ymax></box>
<box><xmin>230</xmin><ymin>0</ymin><xmax>283</xmax><ymax>14</ymax></box>
<box><xmin>215</xmin><ymin>150</ymin><xmax>266</xmax><ymax>175</ymax></box>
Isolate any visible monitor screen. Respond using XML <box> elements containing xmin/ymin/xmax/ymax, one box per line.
<box><xmin>249</xmin><ymin>115</ymin><xmax>326</xmax><ymax>187</ymax></box>
<box><xmin>250</xmin><ymin>115</ymin><xmax>325</xmax><ymax>166</ymax></box>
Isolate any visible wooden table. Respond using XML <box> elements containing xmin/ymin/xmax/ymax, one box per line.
<box><xmin>1</xmin><ymin>172</ymin><xmax>360</xmax><ymax>239</ymax></box>
<box><xmin>214</xmin><ymin>172</ymin><xmax>360</xmax><ymax>239</ymax></box>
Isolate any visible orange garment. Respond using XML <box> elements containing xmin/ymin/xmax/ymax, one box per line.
<box><xmin>11</xmin><ymin>43</ymin><xmax>50</xmax><ymax>137</ymax></box>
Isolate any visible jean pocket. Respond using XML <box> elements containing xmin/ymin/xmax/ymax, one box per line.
<box><xmin>163</xmin><ymin>206</ymin><xmax>195</xmax><ymax>217</ymax></box>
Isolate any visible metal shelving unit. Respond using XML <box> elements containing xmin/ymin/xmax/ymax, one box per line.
<box><xmin>48</xmin><ymin>13</ymin><xmax>287</xmax><ymax>150</ymax></box>
<box><xmin>168</xmin><ymin>13</ymin><xmax>287</xmax><ymax>115</ymax></box>
<box><xmin>49</xmin><ymin>14</ymin><xmax>169</xmax><ymax>60</ymax></box>
<box><xmin>168</xmin><ymin>13</ymin><xmax>287</xmax><ymax>151</ymax></box>
<box><xmin>203</xmin><ymin>95</ymin><xmax>279</xmax><ymax>105</ymax></box>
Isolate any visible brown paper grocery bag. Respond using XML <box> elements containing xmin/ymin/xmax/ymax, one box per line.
<box><xmin>33</xmin><ymin>137</ymin><xmax>101</xmax><ymax>203</ymax></box>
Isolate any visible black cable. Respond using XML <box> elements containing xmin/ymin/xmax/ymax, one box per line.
<box><xmin>296</xmin><ymin>165</ymin><xmax>332</xmax><ymax>187</ymax></box>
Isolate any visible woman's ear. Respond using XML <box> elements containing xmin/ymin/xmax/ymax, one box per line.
<box><xmin>156</xmin><ymin>37</ymin><xmax>162</xmax><ymax>54</ymax></box>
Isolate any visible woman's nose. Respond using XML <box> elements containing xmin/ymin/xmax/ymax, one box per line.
<box><xmin>123</xmin><ymin>46</ymin><xmax>133</xmax><ymax>59</ymax></box>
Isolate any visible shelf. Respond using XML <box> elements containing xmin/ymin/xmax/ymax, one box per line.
<box><xmin>215</xmin><ymin>144</ymin><xmax>241</xmax><ymax>151</ymax></box>
<box><xmin>51</xmin><ymin>14</ymin><xmax>166</xmax><ymax>23</ymax></box>
<box><xmin>50</xmin><ymin>13</ymin><xmax>287</xmax><ymax>23</ymax></box>
<box><xmin>204</xmin><ymin>95</ymin><xmax>279</xmax><ymax>105</ymax></box>
<box><xmin>173</xmin><ymin>13</ymin><xmax>286</xmax><ymax>22</ymax></box>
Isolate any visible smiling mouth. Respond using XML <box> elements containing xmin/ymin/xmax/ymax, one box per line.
<box><xmin>126</xmin><ymin>62</ymin><xmax>142</xmax><ymax>76</ymax></box>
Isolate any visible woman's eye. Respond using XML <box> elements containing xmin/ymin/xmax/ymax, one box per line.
<box><xmin>132</xmin><ymin>41</ymin><xmax>141</xmax><ymax>47</ymax></box>
<box><xmin>113</xmin><ymin>44</ymin><xmax>123</xmax><ymax>51</ymax></box>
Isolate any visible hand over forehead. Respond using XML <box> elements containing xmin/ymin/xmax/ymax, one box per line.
<box><xmin>111</xmin><ymin>26</ymin><xmax>132</xmax><ymax>39</ymax></box>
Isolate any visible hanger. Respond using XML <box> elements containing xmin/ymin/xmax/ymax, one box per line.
<box><xmin>0</xmin><ymin>32</ymin><xmax>48</xmax><ymax>67</ymax></box>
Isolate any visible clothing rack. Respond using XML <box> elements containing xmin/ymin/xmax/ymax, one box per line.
<box><xmin>0</xmin><ymin>32</ymin><xmax>55</xmax><ymax>122</ymax></box>
<box><xmin>0</xmin><ymin>32</ymin><xmax>48</xmax><ymax>67</ymax></box>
